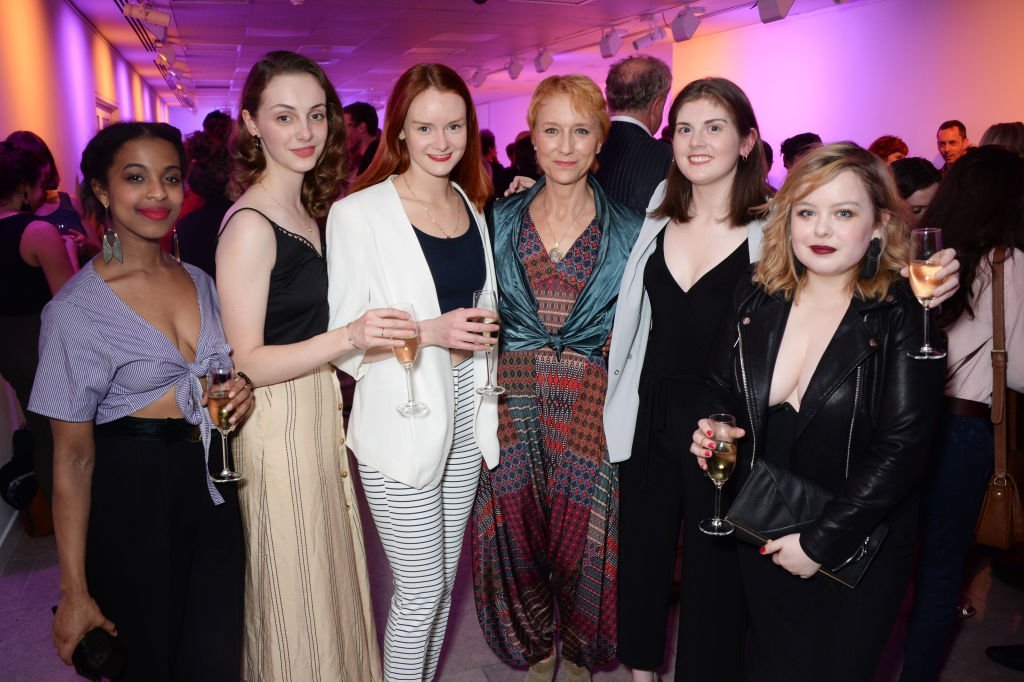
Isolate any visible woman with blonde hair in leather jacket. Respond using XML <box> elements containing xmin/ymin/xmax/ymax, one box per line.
<box><xmin>689</xmin><ymin>142</ymin><xmax>946</xmax><ymax>681</ymax></box>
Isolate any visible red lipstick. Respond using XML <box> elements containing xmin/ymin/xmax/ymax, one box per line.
<box><xmin>810</xmin><ymin>245</ymin><xmax>836</xmax><ymax>254</ymax></box>
<box><xmin>138</xmin><ymin>208</ymin><xmax>171</xmax><ymax>221</ymax></box>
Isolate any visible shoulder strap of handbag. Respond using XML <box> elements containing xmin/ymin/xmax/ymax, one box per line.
<box><xmin>992</xmin><ymin>246</ymin><xmax>1008</xmax><ymax>479</ymax></box>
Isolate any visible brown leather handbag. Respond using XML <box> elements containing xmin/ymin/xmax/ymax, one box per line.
<box><xmin>975</xmin><ymin>248</ymin><xmax>1024</xmax><ymax>550</ymax></box>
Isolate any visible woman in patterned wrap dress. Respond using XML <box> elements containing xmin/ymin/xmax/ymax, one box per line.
<box><xmin>471</xmin><ymin>74</ymin><xmax>642</xmax><ymax>682</ymax></box>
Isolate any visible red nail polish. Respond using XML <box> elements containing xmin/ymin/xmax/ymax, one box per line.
<box><xmin>704</xmin><ymin>450</ymin><xmax>711</xmax><ymax>457</ymax></box>
<box><xmin>759</xmin><ymin>546</ymin><xmax>766</xmax><ymax>555</ymax></box>
<box><xmin>706</xmin><ymin>430</ymin><xmax>714</xmax><ymax>437</ymax></box>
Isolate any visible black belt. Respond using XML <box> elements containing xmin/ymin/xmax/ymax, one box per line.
<box><xmin>945</xmin><ymin>397</ymin><xmax>990</xmax><ymax>420</ymax></box>
<box><xmin>96</xmin><ymin>416</ymin><xmax>201</xmax><ymax>443</ymax></box>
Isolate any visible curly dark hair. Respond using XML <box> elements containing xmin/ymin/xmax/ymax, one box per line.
<box><xmin>923</xmin><ymin>145</ymin><xmax>1024</xmax><ymax>327</ymax></box>
<box><xmin>0</xmin><ymin>141</ymin><xmax>44</xmax><ymax>199</ymax></box>
<box><xmin>79</xmin><ymin>122</ymin><xmax>186</xmax><ymax>219</ymax></box>
<box><xmin>231</xmin><ymin>50</ymin><xmax>347</xmax><ymax>220</ymax></box>
<box><xmin>185</xmin><ymin>130</ymin><xmax>231</xmax><ymax>201</ymax></box>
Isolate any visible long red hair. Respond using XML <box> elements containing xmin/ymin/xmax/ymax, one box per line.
<box><xmin>353</xmin><ymin>63</ymin><xmax>491</xmax><ymax>211</ymax></box>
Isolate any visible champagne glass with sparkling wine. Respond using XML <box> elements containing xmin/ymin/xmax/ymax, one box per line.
<box><xmin>472</xmin><ymin>289</ymin><xmax>505</xmax><ymax>396</ymax></box>
<box><xmin>392</xmin><ymin>302</ymin><xmax>428</xmax><ymax>416</ymax></box>
<box><xmin>699</xmin><ymin>413</ymin><xmax>738</xmax><ymax>536</ymax></box>
<box><xmin>207</xmin><ymin>366</ymin><xmax>243</xmax><ymax>483</ymax></box>
<box><xmin>908</xmin><ymin>227</ymin><xmax>947</xmax><ymax>360</ymax></box>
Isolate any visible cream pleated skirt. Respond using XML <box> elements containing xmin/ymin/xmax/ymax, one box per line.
<box><xmin>234</xmin><ymin>364</ymin><xmax>382</xmax><ymax>682</ymax></box>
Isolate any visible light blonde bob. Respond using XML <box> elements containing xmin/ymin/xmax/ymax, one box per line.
<box><xmin>526</xmin><ymin>74</ymin><xmax>610</xmax><ymax>144</ymax></box>
<box><xmin>754</xmin><ymin>142</ymin><xmax>909</xmax><ymax>301</ymax></box>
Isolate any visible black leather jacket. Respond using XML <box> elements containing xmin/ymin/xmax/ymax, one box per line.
<box><xmin>703</xmin><ymin>278</ymin><xmax>945</xmax><ymax>570</ymax></box>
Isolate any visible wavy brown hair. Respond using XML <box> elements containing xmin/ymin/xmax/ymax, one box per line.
<box><xmin>231</xmin><ymin>50</ymin><xmax>346</xmax><ymax>220</ymax></box>
<box><xmin>353</xmin><ymin>63</ymin><xmax>491</xmax><ymax>211</ymax></box>
<box><xmin>654</xmin><ymin>77</ymin><xmax>770</xmax><ymax>226</ymax></box>
<box><xmin>754</xmin><ymin>142</ymin><xmax>909</xmax><ymax>301</ymax></box>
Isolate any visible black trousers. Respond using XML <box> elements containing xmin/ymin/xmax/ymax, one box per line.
<box><xmin>617</xmin><ymin>414</ymin><xmax>746</xmax><ymax>681</ymax></box>
<box><xmin>87</xmin><ymin>418</ymin><xmax>244</xmax><ymax>681</ymax></box>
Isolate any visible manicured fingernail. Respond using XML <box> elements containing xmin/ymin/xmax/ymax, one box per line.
<box><xmin>706</xmin><ymin>430</ymin><xmax>714</xmax><ymax>437</ymax></box>
<box><xmin>704</xmin><ymin>450</ymin><xmax>711</xmax><ymax>457</ymax></box>
<box><xmin>759</xmin><ymin>546</ymin><xmax>766</xmax><ymax>555</ymax></box>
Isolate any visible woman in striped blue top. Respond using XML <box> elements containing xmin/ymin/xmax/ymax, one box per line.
<box><xmin>30</xmin><ymin>122</ymin><xmax>253</xmax><ymax>680</ymax></box>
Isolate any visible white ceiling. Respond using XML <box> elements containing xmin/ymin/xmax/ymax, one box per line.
<box><xmin>69</xmin><ymin>0</ymin><xmax>855</xmax><ymax>111</ymax></box>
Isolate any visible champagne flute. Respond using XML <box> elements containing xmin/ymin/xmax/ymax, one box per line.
<box><xmin>908</xmin><ymin>227</ymin><xmax>947</xmax><ymax>360</ymax></box>
<box><xmin>392</xmin><ymin>302</ymin><xmax>428</xmax><ymax>416</ymax></box>
<box><xmin>699</xmin><ymin>413</ymin><xmax>737</xmax><ymax>536</ymax></box>
<box><xmin>472</xmin><ymin>289</ymin><xmax>505</xmax><ymax>396</ymax></box>
<box><xmin>207</xmin><ymin>366</ymin><xmax>243</xmax><ymax>483</ymax></box>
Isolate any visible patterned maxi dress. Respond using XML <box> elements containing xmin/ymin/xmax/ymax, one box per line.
<box><xmin>472</xmin><ymin>211</ymin><xmax>618</xmax><ymax>669</ymax></box>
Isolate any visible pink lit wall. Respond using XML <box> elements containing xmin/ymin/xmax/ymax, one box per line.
<box><xmin>668</xmin><ymin>0</ymin><xmax>1024</xmax><ymax>189</ymax></box>
<box><xmin>0</xmin><ymin>0</ymin><xmax>167</xmax><ymax>195</ymax></box>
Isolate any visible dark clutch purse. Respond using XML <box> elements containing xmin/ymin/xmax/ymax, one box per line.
<box><xmin>52</xmin><ymin>607</ymin><xmax>125</xmax><ymax>680</ymax></box>
<box><xmin>725</xmin><ymin>459</ymin><xmax>889</xmax><ymax>589</ymax></box>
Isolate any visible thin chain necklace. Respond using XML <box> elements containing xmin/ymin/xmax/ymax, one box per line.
<box><xmin>538</xmin><ymin>187</ymin><xmax>592</xmax><ymax>262</ymax></box>
<box><xmin>258</xmin><ymin>182</ymin><xmax>313</xmax><ymax>236</ymax></box>
<box><xmin>403</xmin><ymin>175</ymin><xmax>461</xmax><ymax>239</ymax></box>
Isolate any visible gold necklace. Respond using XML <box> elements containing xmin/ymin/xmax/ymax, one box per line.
<box><xmin>403</xmin><ymin>175</ymin><xmax>461</xmax><ymax>239</ymax></box>
<box><xmin>259</xmin><ymin>182</ymin><xmax>313</xmax><ymax>235</ymax></box>
<box><xmin>539</xmin><ymin>187</ymin><xmax>592</xmax><ymax>262</ymax></box>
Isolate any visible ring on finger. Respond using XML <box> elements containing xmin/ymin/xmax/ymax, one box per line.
<box><xmin>379</xmin><ymin>327</ymin><xmax>384</xmax><ymax>337</ymax></box>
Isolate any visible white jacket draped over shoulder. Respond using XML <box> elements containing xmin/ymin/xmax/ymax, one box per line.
<box><xmin>326</xmin><ymin>176</ymin><xmax>499</xmax><ymax>489</ymax></box>
<box><xmin>603</xmin><ymin>179</ymin><xmax>765</xmax><ymax>463</ymax></box>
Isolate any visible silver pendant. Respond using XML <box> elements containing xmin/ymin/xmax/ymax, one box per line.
<box><xmin>549</xmin><ymin>247</ymin><xmax>563</xmax><ymax>263</ymax></box>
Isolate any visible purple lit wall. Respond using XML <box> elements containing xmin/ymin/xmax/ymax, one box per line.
<box><xmin>0</xmin><ymin>0</ymin><xmax>167</xmax><ymax>194</ymax></box>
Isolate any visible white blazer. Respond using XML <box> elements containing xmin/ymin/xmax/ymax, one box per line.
<box><xmin>326</xmin><ymin>177</ymin><xmax>500</xmax><ymax>489</ymax></box>
<box><xmin>603</xmin><ymin>180</ymin><xmax>765</xmax><ymax>463</ymax></box>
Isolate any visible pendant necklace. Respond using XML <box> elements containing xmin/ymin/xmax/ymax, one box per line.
<box><xmin>403</xmin><ymin>175</ymin><xmax>461</xmax><ymax>239</ymax></box>
<box><xmin>540</xmin><ymin>187</ymin><xmax>591</xmax><ymax>263</ymax></box>
<box><xmin>259</xmin><ymin>182</ymin><xmax>313</xmax><ymax>236</ymax></box>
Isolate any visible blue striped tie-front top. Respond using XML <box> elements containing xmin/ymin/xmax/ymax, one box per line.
<box><xmin>28</xmin><ymin>261</ymin><xmax>233</xmax><ymax>504</ymax></box>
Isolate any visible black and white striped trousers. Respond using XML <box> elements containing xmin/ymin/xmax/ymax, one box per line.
<box><xmin>359</xmin><ymin>358</ymin><xmax>482</xmax><ymax>681</ymax></box>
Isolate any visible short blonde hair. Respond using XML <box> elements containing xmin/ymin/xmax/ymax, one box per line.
<box><xmin>526</xmin><ymin>74</ymin><xmax>610</xmax><ymax>143</ymax></box>
<box><xmin>754</xmin><ymin>142</ymin><xmax>909</xmax><ymax>301</ymax></box>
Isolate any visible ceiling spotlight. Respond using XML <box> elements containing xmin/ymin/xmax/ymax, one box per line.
<box><xmin>599</xmin><ymin>28</ymin><xmax>626</xmax><ymax>59</ymax></box>
<box><xmin>507</xmin><ymin>57</ymin><xmax>524</xmax><ymax>80</ymax></box>
<box><xmin>470</xmin><ymin>68</ymin><xmax>488</xmax><ymax>87</ymax></box>
<box><xmin>156</xmin><ymin>46</ymin><xmax>175</xmax><ymax>66</ymax></box>
<box><xmin>534</xmin><ymin>49</ymin><xmax>553</xmax><ymax>74</ymax></box>
<box><xmin>123</xmin><ymin>3</ymin><xmax>171</xmax><ymax>27</ymax></box>
<box><xmin>671</xmin><ymin>6</ymin><xmax>704</xmax><ymax>42</ymax></box>
<box><xmin>758</xmin><ymin>0</ymin><xmax>796</xmax><ymax>23</ymax></box>
<box><xmin>632</xmin><ymin>16</ymin><xmax>666</xmax><ymax>51</ymax></box>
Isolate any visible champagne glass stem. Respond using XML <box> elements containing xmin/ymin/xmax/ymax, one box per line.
<box><xmin>922</xmin><ymin>306</ymin><xmax>931</xmax><ymax>350</ymax></box>
<box><xmin>713</xmin><ymin>482</ymin><xmax>723</xmax><ymax>524</ymax></box>
<box><xmin>485</xmin><ymin>350</ymin><xmax>494</xmax><ymax>388</ymax></box>
<box><xmin>220</xmin><ymin>431</ymin><xmax>231</xmax><ymax>479</ymax></box>
<box><xmin>404</xmin><ymin>364</ymin><xmax>416</xmax><ymax>405</ymax></box>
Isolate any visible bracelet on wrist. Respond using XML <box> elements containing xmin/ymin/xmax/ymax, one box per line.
<box><xmin>236</xmin><ymin>370</ymin><xmax>254</xmax><ymax>389</ymax></box>
<box><xmin>346</xmin><ymin>323</ymin><xmax>364</xmax><ymax>351</ymax></box>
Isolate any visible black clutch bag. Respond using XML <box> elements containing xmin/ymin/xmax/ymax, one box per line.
<box><xmin>52</xmin><ymin>607</ymin><xmax>125</xmax><ymax>680</ymax></box>
<box><xmin>725</xmin><ymin>459</ymin><xmax>888</xmax><ymax>589</ymax></box>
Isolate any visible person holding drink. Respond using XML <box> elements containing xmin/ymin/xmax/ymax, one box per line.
<box><xmin>326</xmin><ymin>63</ymin><xmax>498</xmax><ymax>681</ymax></box>
<box><xmin>217</xmin><ymin>51</ymin><xmax>398</xmax><ymax>679</ymax></box>
<box><xmin>470</xmin><ymin>74</ymin><xmax>642</xmax><ymax>682</ymax></box>
<box><xmin>688</xmin><ymin>142</ymin><xmax>945</xmax><ymax>681</ymax></box>
<box><xmin>29</xmin><ymin>122</ymin><xmax>253</xmax><ymax>679</ymax></box>
<box><xmin>901</xmin><ymin>145</ymin><xmax>1024</xmax><ymax>682</ymax></box>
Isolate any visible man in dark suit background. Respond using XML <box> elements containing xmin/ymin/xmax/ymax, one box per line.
<box><xmin>594</xmin><ymin>55</ymin><xmax>673</xmax><ymax>213</ymax></box>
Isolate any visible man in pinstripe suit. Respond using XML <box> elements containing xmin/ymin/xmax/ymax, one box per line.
<box><xmin>594</xmin><ymin>55</ymin><xmax>673</xmax><ymax>213</ymax></box>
